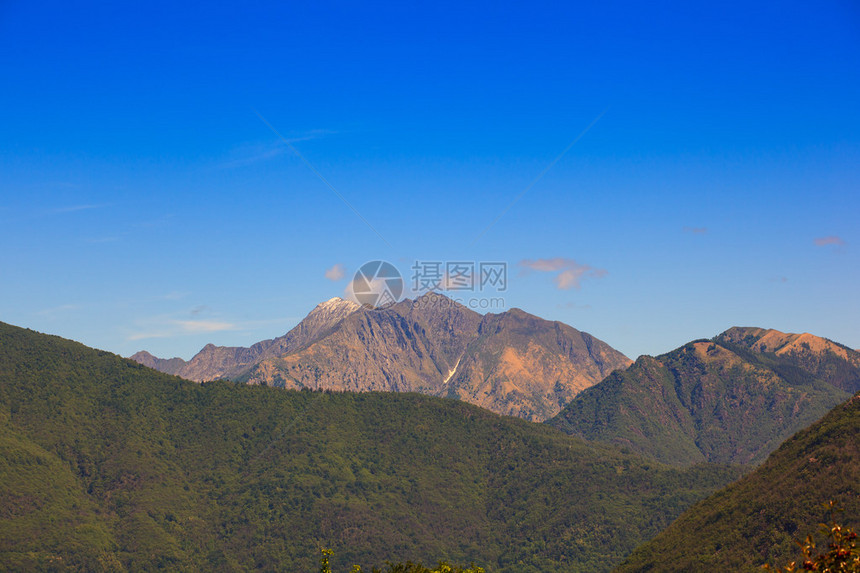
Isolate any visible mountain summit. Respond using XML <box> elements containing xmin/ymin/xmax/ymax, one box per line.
<box><xmin>716</xmin><ymin>326</ymin><xmax>860</xmax><ymax>394</ymax></box>
<box><xmin>134</xmin><ymin>294</ymin><xmax>631</xmax><ymax>421</ymax></box>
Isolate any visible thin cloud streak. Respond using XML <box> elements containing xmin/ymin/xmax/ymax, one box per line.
<box><xmin>52</xmin><ymin>203</ymin><xmax>111</xmax><ymax>214</ymax></box>
<box><xmin>128</xmin><ymin>319</ymin><xmax>238</xmax><ymax>341</ymax></box>
<box><xmin>173</xmin><ymin>319</ymin><xmax>236</xmax><ymax>333</ymax></box>
<box><xmin>36</xmin><ymin>304</ymin><xmax>82</xmax><ymax>319</ymax></box>
<box><xmin>814</xmin><ymin>235</ymin><xmax>845</xmax><ymax>247</ymax></box>
<box><xmin>126</xmin><ymin>315</ymin><xmax>298</xmax><ymax>342</ymax></box>
<box><xmin>519</xmin><ymin>257</ymin><xmax>607</xmax><ymax>290</ymax></box>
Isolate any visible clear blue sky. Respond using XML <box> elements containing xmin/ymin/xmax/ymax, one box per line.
<box><xmin>1</xmin><ymin>0</ymin><xmax>858</xmax><ymax>360</ymax></box>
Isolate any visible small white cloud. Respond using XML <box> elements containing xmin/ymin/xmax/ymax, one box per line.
<box><xmin>814</xmin><ymin>235</ymin><xmax>845</xmax><ymax>247</ymax></box>
<box><xmin>554</xmin><ymin>267</ymin><xmax>606</xmax><ymax>289</ymax></box>
<box><xmin>683</xmin><ymin>226</ymin><xmax>708</xmax><ymax>235</ymax></box>
<box><xmin>325</xmin><ymin>263</ymin><xmax>346</xmax><ymax>281</ymax></box>
<box><xmin>557</xmin><ymin>301</ymin><xmax>593</xmax><ymax>310</ymax></box>
<box><xmin>519</xmin><ymin>258</ymin><xmax>570</xmax><ymax>272</ymax></box>
<box><xmin>519</xmin><ymin>257</ymin><xmax>607</xmax><ymax>290</ymax></box>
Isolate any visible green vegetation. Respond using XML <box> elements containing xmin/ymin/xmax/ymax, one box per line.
<box><xmin>613</xmin><ymin>394</ymin><xmax>860</xmax><ymax>572</ymax></box>
<box><xmin>547</xmin><ymin>339</ymin><xmax>853</xmax><ymax>465</ymax></box>
<box><xmin>320</xmin><ymin>548</ymin><xmax>486</xmax><ymax>573</ymax></box>
<box><xmin>764</xmin><ymin>502</ymin><xmax>859</xmax><ymax>572</ymax></box>
<box><xmin>0</xmin><ymin>321</ymin><xmax>743</xmax><ymax>571</ymax></box>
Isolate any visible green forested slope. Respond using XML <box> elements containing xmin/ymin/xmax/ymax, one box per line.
<box><xmin>614</xmin><ymin>392</ymin><xmax>860</xmax><ymax>572</ymax></box>
<box><xmin>0</xmin><ymin>321</ymin><xmax>742</xmax><ymax>572</ymax></box>
<box><xmin>547</xmin><ymin>338</ymin><xmax>851</xmax><ymax>465</ymax></box>
<box><xmin>0</xmin><ymin>419</ymin><xmax>121</xmax><ymax>571</ymax></box>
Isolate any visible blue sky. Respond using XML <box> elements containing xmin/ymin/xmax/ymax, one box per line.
<box><xmin>1</xmin><ymin>0</ymin><xmax>858</xmax><ymax>361</ymax></box>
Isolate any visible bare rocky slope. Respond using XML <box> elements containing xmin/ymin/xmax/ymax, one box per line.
<box><xmin>134</xmin><ymin>293</ymin><xmax>631</xmax><ymax>421</ymax></box>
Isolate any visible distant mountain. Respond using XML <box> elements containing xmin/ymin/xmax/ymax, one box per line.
<box><xmin>241</xmin><ymin>294</ymin><xmax>483</xmax><ymax>393</ymax></box>
<box><xmin>129</xmin><ymin>350</ymin><xmax>186</xmax><ymax>375</ymax></box>
<box><xmin>238</xmin><ymin>294</ymin><xmax>631</xmax><ymax>421</ymax></box>
<box><xmin>614</xmin><ymin>391</ymin><xmax>860</xmax><ymax>572</ymax></box>
<box><xmin>137</xmin><ymin>293</ymin><xmax>631</xmax><ymax>422</ymax></box>
<box><xmin>716</xmin><ymin>326</ymin><xmax>860</xmax><ymax>393</ymax></box>
<box><xmin>0</xmin><ymin>321</ymin><xmax>741</xmax><ymax>571</ymax></box>
<box><xmin>547</xmin><ymin>328</ymin><xmax>860</xmax><ymax>465</ymax></box>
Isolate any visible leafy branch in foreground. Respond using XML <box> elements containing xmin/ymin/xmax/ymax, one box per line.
<box><xmin>764</xmin><ymin>501</ymin><xmax>859</xmax><ymax>572</ymax></box>
<box><xmin>320</xmin><ymin>548</ymin><xmax>485</xmax><ymax>573</ymax></box>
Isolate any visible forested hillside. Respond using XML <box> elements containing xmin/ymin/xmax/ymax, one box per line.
<box><xmin>548</xmin><ymin>334</ymin><xmax>855</xmax><ymax>465</ymax></box>
<box><xmin>0</xmin><ymin>321</ymin><xmax>740</xmax><ymax>572</ymax></box>
<box><xmin>614</xmin><ymin>392</ymin><xmax>860</xmax><ymax>571</ymax></box>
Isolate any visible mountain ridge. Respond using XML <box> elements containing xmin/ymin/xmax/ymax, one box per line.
<box><xmin>547</xmin><ymin>327</ymin><xmax>860</xmax><ymax>465</ymax></box>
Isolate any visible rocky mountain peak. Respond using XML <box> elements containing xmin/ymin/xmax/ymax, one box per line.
<box><xmin>717</xmin><ymin>326</ymin><xmax>855</xmax><ymax>360</ymax></box>
<box><xmin>315</xmin><ymin>296</ymin><xmax>361</xmax><ymax>313</ymax></box>
<box><xmin>133</xmin><ymin>295</ymin><xmax>631</xmax><ymax>421</ymax></box>
<box><xmin>305</xmin><ymin>297</ymin><xmax>361</xmax><ymax>325</ymax></box>
<box><xmin>716</xmin><ymin>326</ymin><xmax>860</xmax><ymax>394</ymax></box>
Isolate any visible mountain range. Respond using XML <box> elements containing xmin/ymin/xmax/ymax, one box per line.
<box><xmin>133</xmin><ymin>293</ymin><xmax>632</xmax><ymax>422</ymax></box>
<box><xmin>3</xmin><ymin>311</ymin><xmax>859</xmax><ymax>570</ymax></box>
<box><xmin>547</xmin><ymin>327</ymin><xmax>860</xmax><ymax>465</ymax></box>
<box><xmin>0</xmin><ymin>320</ymin><xmax>741</xmax><ymax>571</ymax></box>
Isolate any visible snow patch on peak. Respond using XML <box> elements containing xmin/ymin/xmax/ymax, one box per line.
<box><xmin>306</xmin><ymin>297</ymin><xmax>361</xmax><ymax>323</ymax></box>
<box><xmin>317</xmin><ymin>297</ymin><xmax>360</xmax><ymax>311</ymax></box>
